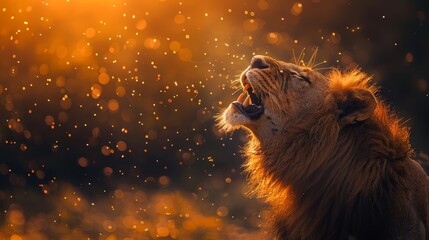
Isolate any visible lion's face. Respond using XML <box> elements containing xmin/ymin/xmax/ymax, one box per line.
<box><xmin>219</xmin><ymin>55</ymin><xmax>329</xmax><ymax>137</ymax></box>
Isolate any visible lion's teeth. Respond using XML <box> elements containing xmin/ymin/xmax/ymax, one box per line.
<box><xmin>244</xmin><ymin>83</ymin><xmax>251</xmax><ymax>91</ymax></box>
<box><xmin>237</xmin><ymin>93</ymin><xmax>245</xmax><ymax>103</ymax></box>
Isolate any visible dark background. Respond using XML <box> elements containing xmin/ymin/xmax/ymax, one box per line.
<box><xmin>0</xmin><ymin>0</ymin><xmax>428</xmax><ymax>239</ymax></box>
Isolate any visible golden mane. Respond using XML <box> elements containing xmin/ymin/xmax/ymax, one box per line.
<box><xmin>241</xmin><ymin>69</ymin><xmax>425</xmax><ymax>239</ymax></box>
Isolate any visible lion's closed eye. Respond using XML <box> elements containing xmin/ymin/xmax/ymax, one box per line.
<box><xmin>289</xmin><ymin>70</ymin><xmax>311</xmax><ymax>84</ymax></box>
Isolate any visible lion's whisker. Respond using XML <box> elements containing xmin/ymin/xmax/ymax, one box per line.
<box><xmin>313</xmin><ymin>66</ymin><xmax>334</xmax><ymax>71</ymax></box>
<box><xmin>307</xmin><ymin>47</ymin><xmax>319</xmax><ymax>68</ymax></box>
<box><xmin>293</xmin><ymin>48</ymin><xmax>307</xmax><ymax>66</ymax></box>
<box><xmin>298</xmin><ymin>48</ymin><xmax>306</xmax><ymax>66</ymax></box>
<box><xmin>311</xmin><ymin>60</ymin><xmax>328</xmax><ymax>69</ymax></box>
<box><xmin>292</xmin><ymin>49</ymin><xmax>298</xmax><ymax>66</ymax></box>
<box><xmin>231</xmin><ymin>89</ymin><xmax>242</xmax><ymax>96</ymax></box>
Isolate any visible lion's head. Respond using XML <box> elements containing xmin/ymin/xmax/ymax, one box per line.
<box><xmin>218</xmin><ymin>55</ymin><xmax>376</xmax><ymax>141</ymax></box>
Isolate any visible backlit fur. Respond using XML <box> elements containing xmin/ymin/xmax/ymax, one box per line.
<box><xmin>217</xmin><ymin>56</ymin><xmax>429</xmax><ymax>239</ymax></box>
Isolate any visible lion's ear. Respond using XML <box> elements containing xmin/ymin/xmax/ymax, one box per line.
<box><xmin>336</xmin><ymin>89</ymin><xmax>376</xmax><ymax>125</ymax></box>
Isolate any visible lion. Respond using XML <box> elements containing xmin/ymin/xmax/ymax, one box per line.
<box><xmin>217</xmin><ymin>55</ymin><xmax>429</xmax><ymax>239</ymax></box>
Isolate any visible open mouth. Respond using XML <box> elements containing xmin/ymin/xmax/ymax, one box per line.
<box><xmin>232</xmin><ymin>78</ymin><xmax>264</xmax><ymax>120</ymax></box>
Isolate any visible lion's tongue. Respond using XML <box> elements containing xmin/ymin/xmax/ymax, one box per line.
<box><xmin>242</xmin><ymin>104</ymin><xmax>263</xmax><ymax>119</ymax></box>
<box><xmin>243</xmin><ymin>104</ymin><xmax>261</xmax><ymax>113</ymax></box>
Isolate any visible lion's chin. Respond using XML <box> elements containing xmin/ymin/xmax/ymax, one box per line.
<box><xmin>217</xmin><ymin>103</ymin><xmax>254</xmax><ymax>132</ymax></box>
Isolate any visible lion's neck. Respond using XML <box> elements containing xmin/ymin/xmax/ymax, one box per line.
<box><xmin>242</xmin><ymin>110</ymin><xmax>339</xmax><ymax>205</ymax></box>
<box><xmin>243</xmin><ymin>106</ymin><xmax>412</xmax><ymax>239</ymax></box>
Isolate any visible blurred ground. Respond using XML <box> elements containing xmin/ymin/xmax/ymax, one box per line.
<box><xmin>0</xmin><ymin>0</ymin><xmax>428</xmax><ymax>239</ymax></box>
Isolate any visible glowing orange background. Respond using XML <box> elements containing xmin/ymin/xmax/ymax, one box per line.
<box><xmin>0</xmin><ymin>0</ymin><xmax>428</xmax><ymax>239</ymax></box>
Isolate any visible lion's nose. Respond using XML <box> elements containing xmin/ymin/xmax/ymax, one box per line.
<box><xmin>250</xmin><ymin>55</ymin><xmax>269</xmax><ymax>69</ymax></box>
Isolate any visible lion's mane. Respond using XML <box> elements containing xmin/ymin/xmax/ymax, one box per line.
<box><xmin>243</xmin><ymin>70</ymin><xmax>428</xmax><ymax>239</ymax></box>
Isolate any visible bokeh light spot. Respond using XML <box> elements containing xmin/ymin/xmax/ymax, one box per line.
<box><xmin>85</xmin><ymin>27</ymin><xmax>96</xmax><ymax>38</ymax></box>
<box><xmin>291</xmin><ymin>2</ymin><xmax>303</xmax><ymax>16</ymax></box>
<box><xmin>78</xmin><ymin>157</ymin><xmax>89</xmax><ymax>167</ymax></box>
<box><xmin>116</xmin><ymin>140</ymin><xmax>127</xmax><ymax>151</ymax></box>
<box><xmin>9</xmin><ymin>66</ymin><xmax>18</xmax><ymax>76</ymax></box>
<box><xmin>266</xmin><ymin>32</ymin><xmax>280</xmax><ymax>44</ymax></box>
<box><xmin>257</xmin><ymin>0</ymin><xmax>269</xmax><ymax>10</ymax></box>
<box><xmin>178</xmin><ymin>48</ymin><xmax>192</xmax><ymax>62</ymax></box>
<box><xmin>39</xmin><ymin>64</ymin><xmax>49</xmax><ymax>75</ymax></box>
<box><xmin>101</xmin><ymin>146</ymin><xmax>114</xmax><ymax>156</ymax></box>
<box><xmin>116</xmin><ymin>86</ymin><xmax>126</xmax><ymax>97</ymax></box>
<box><xmin>169</xmin><ymin>41</ymin><xmax>181</xmax><ymax>52</ymax></box>
<box><xmin>243</xmin><ymin>19</ymin><xmax>260</xmax><ymax>32</ymax></box>
<box><xmin>60</xmin><ymin>95</ymin><xmax>72</xmax><ymax>109</ymax></box>
<box><xmin>58</xmin><ymin>111</ymin><xmax>69</xmax><ymax>123</ymax></box>
<box><xmin>159</xmin><ymin>176</ymin><xmax>170</xmax><ymax>186</ymax></box>
<box><xmin>174</xmin><ymin>14</ymin><xmax>186</xmax><ymax>24</ymax></box>
<box><xmin>135</xmin><ymin>19</ymin><xmax>147</xmax><ymax>30</ymax></box>
<box><xmin>91</xmin><ymin>84</ymin><xmax>103</xmax><ymax>99</ymax></box>
<box><xmin>157</xmin><ymin>226</ymin><xmax>170</xmax><ymax>237</ymax></box>
<box><xmin>417</xmin><ymin>79</ymin><xmax>428</xmax><ymax>92</ymax></box>
<box><xmin>405</xmin><ymin>52</ymin><xmax>414</xmax><ymax>63</ymax></box>
<box><xmin>103</xmin><ymin>220</ymin><xmax>116</xmax><ymax>232</ymax></box>
<box><xmin>108</xmin><ymin>99</ymin><xmax>120</xmax><ymax>112</ymax></box>
<box><xmin>10</xmin><ymin>235</ymin><xmax>23</xmax><ymax>240</ymax></box>
<box><xmin>9</xmin><ymin>210</ymin><xmax>25</xmax><ymax>225</ymax></box>
<box><xmin>144</xmin><ymin>38</ymin><xmax>161</xmax><ymax>49</ymax></box>
<box><xmin>216</xmin><ymin>206</ymin><xmax>229</xmax><ymax>217</ymax></box>
<box><xmin>44</xmin><ymin>115</ymin><xmax>54</xmax><ymax>126</ymax></box>
<box><xmin>103</xmin><ymin>166</ymin><xmax>113</xmax><ymax>176</ymax></box>
<box><xmin>98</xmin><ymin>72</ymin><xmax>110</xmax><ymax>85</ymax></box>
<box><xmin>55</xmin><ymin>76</ymin><xmax>66</xmax><ymax>87</ymax></box>
<box><xmin>56</xmin><ymin>46</ymin><xmax>68</xmax><ymax>59</ymax></box>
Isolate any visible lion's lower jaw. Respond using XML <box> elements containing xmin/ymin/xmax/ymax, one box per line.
<box><xmin>217</xmin><ymin>104</ymin><xmax>252</xmax><ymax>132</ymax></box>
